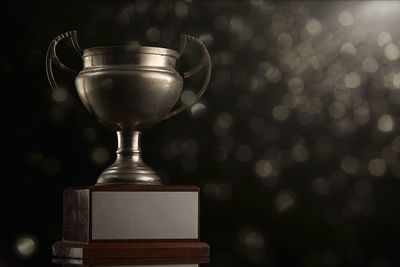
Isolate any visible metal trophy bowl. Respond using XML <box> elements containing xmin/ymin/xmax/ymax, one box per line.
<box><xmin>46</xmin><ymin>30</ymin><xmax>211</xmax><ymax>185</ymax></box>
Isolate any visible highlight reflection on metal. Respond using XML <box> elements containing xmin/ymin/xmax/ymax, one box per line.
<box><xmin>46</xmin><ymin>30</ymin><xmax>211</xmax><ymax>185</ymax></box>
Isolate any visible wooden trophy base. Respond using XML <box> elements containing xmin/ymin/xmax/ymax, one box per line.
<box><xmin>52</xmin><ymin>185</ymin><xmax>209</xmax><ymax>265</ymax></box>
<box><xmin>53</xmin><ymin>240</ymin><xmax>209</xmax><ymax>265</ymax></box>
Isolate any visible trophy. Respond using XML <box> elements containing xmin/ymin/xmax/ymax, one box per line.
<box><xmin>46</xmin><ymin>30</ymin><xmax>211</xmax><ymax>265</ymax></box>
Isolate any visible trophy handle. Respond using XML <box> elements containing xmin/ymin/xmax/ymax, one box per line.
<box><xmin>46</xmin><ymin>30</ymin><xmax>83</xmax><ymax>91</ymax></box>
<box><xmin>164</xmin><ymin>34</ymin><xmax>211</xmax><ymax>120</ymax></box>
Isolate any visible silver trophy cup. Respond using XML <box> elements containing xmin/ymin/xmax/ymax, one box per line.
<box><xmin>46</xmin><ymin>31</ymin><xmax>211</xmax><ymax>185</ymax></box>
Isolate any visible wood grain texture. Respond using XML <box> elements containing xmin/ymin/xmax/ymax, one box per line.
<box><xmin>53</xmin><ymin>241</ymin><xmax>209</xmax><ymax>264</ymax></box>
<box><xmin>62</xmin><ymin>188</ymin><xmax>90</xmax><ymax>242</ymax></box>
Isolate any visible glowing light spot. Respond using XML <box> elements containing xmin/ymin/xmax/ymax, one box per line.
<box><xmin>338</xmin><ymin>10</ymin><xmax>354</xmax><ymax>26</ymax></box>
<box><xmin>255</xmin><ymin>160</ymin><xmax>272</xmax><ymax>177</ymax></box>
<box><xmin>354</xmin><ymin>106</ymin><xmax>370</xmax><ymax>125</ymax></box>
<box><xmin>328</xmin><ymin>101</ymin><xmax>346</xmax><ymax>119</ymax></box>
<box><xmin>288</xmin><ymin>77</ymin><xmax>304</xmax><ymax>93</ymax></box>
<box><xmin>344</xmin><ymin>72</ymin><xmax>361</xmax><ymax>88</ymax></box>
<box><xmin>249</xmin><ymin>76</ymin><xmax>265</xmax><ymax>94</ymax></box>
<box><xmin>340</xmin><ymin>156</ymin><xmax>360</xmax><ymax>175</ymax></box>
<box><xmin>135</xmin><ymin>0</ymin><xmax>149</xmax><ymax>13</ymax></box>
<box><xmin>181</xmin><ymin>90</ymin><xmax>197</xmax><ymax>106</ymax></box>
<box><xmin>116</xmin><ymin>10</ymin><xmax>130</xmax><ymax>26</ymax></box>
<box><xmin>384</xmin><ymin>43</ymin><xmax>400</xmax><ymax>60</ymax></box>
<box><xmin>146</xmin><ymin>28</ymin><xmax>160</xmax><ymax>42</ymax></box>
<box><xmin>393</xmin><ymin>73</ymin><xmax>400</xmax><ymax>88</ymax></box>
<box><xmin>217</xmin><ymin>51</ymin><xmax>235</xmax><ymax>65</ymax></box>
<box><xmin>239</xmin><ymin>26</ymin><xmax>254</xmax><ymax>41</ymax></box>
<box><xmin>250</xmin><ymin>0</ymin><xmax>263</xmax><ymax>7</ymax></box>
<box><xmin>237</xmin><ymin>227</ymin><xmax>265</xmax><ymax>262</ymax></box>
<box><xmin>377</xmin><ymin>32</ymin><xmax>392</xmax><ymax>47</ymax></box>
<box><xmin>290</xmin><ymin>2</ymin><xmax>305</xmax><ymax>14</ymax></box>
<box><xmin>230</xmin><ymin>16</ymin><xmax>244</xmax><ymax>32</ymax></box>
<box><xmin>368</xmin><ymin>158</ymin><xmax>386</xmax><ymax>177</ymax></box>
<box><xmin>377</xmin><ymin>114</ymin><xmax>394</xmax><ymax>132</ymax></box>
<box><xmin>307</xmin><ymin>98</ymin><xmax>323</xmax><ymax>114</ymax></box>
<box><xmin>216</xmin><ymin>112</ymin><xmax>233</xmax><ymax>130</ymax></box>
<box><xmin>15</xmin><ymin>236</ymin><xmax>37</xmax><ymax>257</ymax></box>
<box><xmin>244</xmin><ymin>231</ymin><xmax>264</xmax><ymax>248</ymax></box>
<box><xmin>283</xmin><ymin>93</ymin><xmax>297</xmax><ymax>108</ymax></box>
<box><xmin>277</xmin><ymin>33</ymin><xmax>293</xmax><ymax>48</ymax></box>
<box><xmin>392</xmin><ymin>136</ymin><xmax>400</xmax><ymax>152</ymax></box>
<box><xmin>199</xmin><ymin>33</ymin><xmax>214</xmax><ymax>46</ymax></box>
<box><xmin>264</xmin><ymin>66</ymin><xmax>281</xmax><ymax>83</ymax></box>
<box><xmin>190</xmin><ymin>103</ymin><xmax>206</xmax><ymax>117</ymax></box>
<box><xmin>272</xmin><ymin>105</ymin><xmax>289</xmax><ymax>121</ymax></box>
<box><xmin>275</xmin><ymin>191</ymin><xmax>295</xmax><ymax>211</ymax></box>
<box><xmin>175</xmin><ymin>1</ymin><xmax>189</xmax><ymax>17</ymax></box>
<box><xmin>312</xmin><ymin>177</ymin><xmax>330</xmax><ymax>196</ymax></box>
<box><xmin>92</xmin><ymin>147</ymin><xmax>109</xmax><ymax>164</ymax></box>
<box><xmin>305</xmin><ymin>18</ymin><xmax>322</xmax><ymax>36</ymax></box>
<box><xmin>291</xmin><ymin>145</ymin><xmax>309</xmax><ymax>162</ymax></box>
<box><xmin>340</xmin><ymin>42</ymin><xmax>356</xmax><ymax>56</ymax></box>
<box><xmin>362</xmin><ymin>57</ymin><xmax>378</xmax><ymax>73</ymax></box>
<box><xmin>127</xmin><ymin>41</ymin><xmax>140</xmax><ymax>49</ymax></box>
<box><xmin>297</xmin><ymin>41</ymin><xmax>314</xmax><ymax>57</ymax></box>
<box><xmin>52</xmin><ymin>88</ymin><xmax>68</xmax><ymax>102</ymax></box>
<box><xmin>260</xmin><ymin>1</ymin><xmax>274</xmax><ymax>14</ymax></box>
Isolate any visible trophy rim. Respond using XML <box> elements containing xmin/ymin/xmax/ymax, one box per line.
<box><xmin>83</xmin><ymin>46</ymin><xmax>179</xmax><ymax>58</ymax></box>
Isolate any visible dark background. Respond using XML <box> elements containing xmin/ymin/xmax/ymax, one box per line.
<box><xmin>2</xmin><ymin>1</ymin><xmax>400</xmax><ymax>266</ymax></box>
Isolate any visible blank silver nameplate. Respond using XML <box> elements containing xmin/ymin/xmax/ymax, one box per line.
<box><xmin>91</xmin><ymin>191</ymin><xmax>198</xmax><ymax>240</ymax></box>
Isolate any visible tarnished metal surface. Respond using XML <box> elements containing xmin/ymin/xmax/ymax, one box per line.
<box><xmin>46</xmin><ymin>31</ymin><xmax>211</xmax><ymax>185</ymax></box>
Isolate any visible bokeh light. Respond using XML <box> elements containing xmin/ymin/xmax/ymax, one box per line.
<box><xmin>91</xmin><ymin>147</ymin><xmax>110</xmax><ymax>164</ymax></box>
<box><xmin>14</xmin><ymin>235</ymin><xmax>37</xmax><ymax>258</ymax></box>
<box><xmin>275</xmin><ymin>190</ymin><xmax>296</xmax><ymax>211</ymax></box>
<box><xmin>10</xmin><ymin>1</ymin><xmax>400</xmax><ymax>266</ymax></box>
<box><xmin>338</xmin><ymin>10</ymin><xmax>354</xmax><ymax>26</ymax></box>
<box><xmin>305</xmin><ymin>18</ymin><xmax>322</xmax><ymax>36</ymax></box>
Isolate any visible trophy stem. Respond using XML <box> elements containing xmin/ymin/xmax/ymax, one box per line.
<box><xmin>95</xmin><ymin>131</ymin><xmax>162</xmax><ymax>185</ymax></box>
<box><xmin>117</xmin><ymin>131</ymin><xmax>141</xmax><ymax>158</ymax></box>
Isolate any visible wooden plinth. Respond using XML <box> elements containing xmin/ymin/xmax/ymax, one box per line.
<box><xmin>53</xmin><ymin>185</ymin><xmax>209</xmax><ymax>265</ymax></box>
<box><xmin>53</xmin><ymin>241</ymin><xmax>209</xmax><ymax>265</ymax></box>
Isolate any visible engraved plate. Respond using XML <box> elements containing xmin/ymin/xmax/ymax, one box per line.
<box><xmin>91</xmin><ymin>191</ymin><xmax>198</xmax><ymax>240</ymax></box>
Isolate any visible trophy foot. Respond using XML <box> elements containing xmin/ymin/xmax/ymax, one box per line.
<box><xmin>95</xmin><ymin>131</ymin><xmax>162</xmax><ymax>185</ymax></box>
<box><xmin>96</xmin><ymin>162</ymin><xmax>161</xmax><ymax>185</ymax></box>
